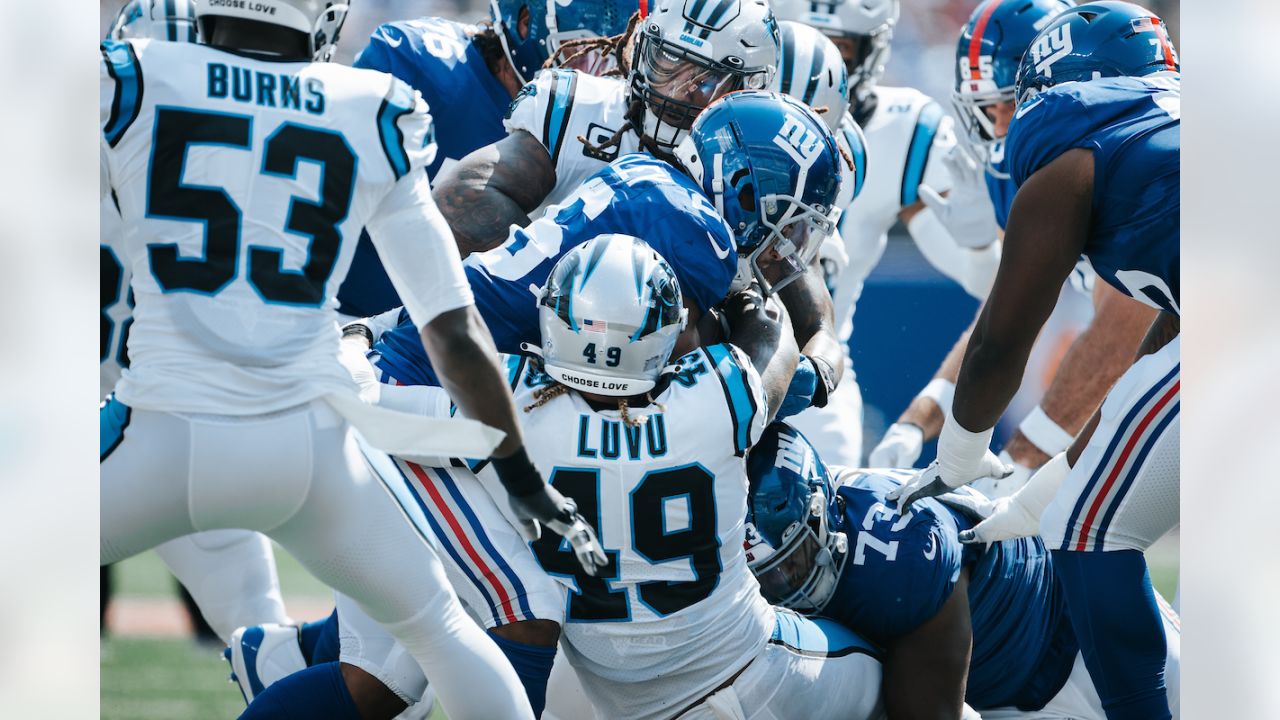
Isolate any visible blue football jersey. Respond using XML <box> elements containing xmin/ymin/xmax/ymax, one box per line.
<box><xmin>373</xmin><ymin>153</ymin><xmax>738</xmax><ymax>387</ymax></box>
<box><xmin>337</xmin><ymin>18</ymin><xmax>513</xmax><ymax>318</ymax></box>
<box><xmin>984</xmin><ymin>141</ymin><xmax>1016</xmax><ymax>231</ymax></box>
<box><xmin>825</xmin><ymin>471</ymin><xmax>1077</xmax><ymax>710</ymax></box>
<box><xmin>1007</xmin><ymin>75</ymin><xmax>1180</xmax><ymax>315</ymax></box>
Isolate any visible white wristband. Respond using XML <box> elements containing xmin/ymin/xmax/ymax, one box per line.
<box><xmin>919</xmin><ymin>378</ymin><xmax>956</xmax><ymax>418</ymax></box>
<box><xmin>937</xmin><ymin>406</ymin><xmax>995</xmax><ymax>487</ymax></box>
<box><xmin>1017</xmin><ymin>405</ymin><xmax>1074</xmax><ymax>457</ymax></box>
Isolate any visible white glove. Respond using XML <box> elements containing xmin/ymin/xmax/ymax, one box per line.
<box><xmin>970</xmin><ymin>450</ymin><xmax>1033</xmax><ymax>499</ymax></box>
<box><xmin>962</xmin><ymin>703</ymin><xmax>984</xmax><ymax>720</ymax></box>
<box><xmin>869</xmin><ymin>423</ymin><xmax>925</xmax><ymax>468</ymax></box>
<box><xmin>886</xmin><ymin>408</ymin><xmax>1012</xmax><ymax>510</ymax></box>
<box><xmin>918</xmin><ymin>140</ymin><xmax>1000</xmax><ymax>250</ymax></box>
<box><xmin>959</xmin><ymin>452</ymin><xmax>1070</xmax><ymax>545</ymax></box>
<box><xmin>338</xmin><ymin>337</ymin><xmax>381</xmax><ymax>405</ymax></box>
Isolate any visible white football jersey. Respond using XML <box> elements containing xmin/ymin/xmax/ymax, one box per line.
<box><xmin>503</xmin><ymin>346</ymin><xmax>774</xmax><ymax>720</ymax></box>
<box><xmin>100</xmin><ymin>39</ymin><xmax>461</xmax><ymax>415</ymax></box>
<box><xmin>504</xmin><ymin>69</ymin><xmax>641</xmax><ymax>215</ymax></box>
<box><xmin>831</xmin><ymin>86</ymin><xmax>956</xmax><ymax>342</ymax></box>
<box><xmin>101</xmin><ymin>195</ymin><xmax>131</xmax><ymax>400</ymax></box>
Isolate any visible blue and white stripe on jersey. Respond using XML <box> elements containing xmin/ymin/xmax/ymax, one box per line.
<box><xmin>901</xmin><ymin>101</ymin><xmax>944</xmax><ymax>207</ymax></box>
<box><xmin>101</xmin><ymin>40</ymin><xmax>144</xmax><ymax>147</ymax></box>
<box><xmin>100</xmin><ymin>394</ymin><xmax>133</xmax><ymax>461</ymax></box>
<box><xmin>376</xmin><ymin>79</ymin><xmax>421</xmax><ymax>181</ymax></box>
<box><xmin>1061</xmin><ymin>363</ymin><xmax>1180</xmax><ymax>552</ymax></box>
<box><xmin>541</xmin><ymin>70</ymin><xmax>579</xmax><ymax>165</ymax></box>
<box><xmin>703</xmin><ymin>344</ymin><xmax>759</xmax><ymax>456</ymax></box>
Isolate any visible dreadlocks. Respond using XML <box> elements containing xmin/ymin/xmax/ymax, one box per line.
<box><xmin>523</xmin><ymin>381</ymin><xmax>663</xmax><ymax>429</ymax></box>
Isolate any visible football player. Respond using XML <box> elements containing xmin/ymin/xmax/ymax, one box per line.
<box><xmin>100</xmin><ymin>0</ymin><xmax>295</xmax><ymax>650</ymax></box>
<box><xmin>99</xmin><ymin>1</ymin><xmax>606</xmax><ymax>717</ymax></box>
<box><xmin>770</xmin><ymin>0</ymin><xmax>1002</xmax><ymax>466</ymax></box>
<box><xmin>231</xmin><ymin>90</ymin><xmax>847</xmax><ymax>720</ymax></box>
<box><xmin>745</xmin><ymin>422</ymin><xmax>1179</xmax><ymax>718</ymax></box>
<box><xmin>888</xmin><ymin>4</ymin><xmax>1181</xmax><ymax>718</ymax></box>
<box><xmin>436</xmin><ymin>0</ymin><xmax>852</xmax><ymax>422</ymax></box>
<box><xmin>335</xmin><ymin>0</ymin><xmax>639</xmax><ymax>318</ymax></box>
<box><xmin>871</xmin><ymin>0</ymin><xmax>1158</xmax><ymax>504</ymax></box>
<box><xmin>265</xmin><ymin>234</ymin><xmax>886</xmax><ymax>720</ymax></box>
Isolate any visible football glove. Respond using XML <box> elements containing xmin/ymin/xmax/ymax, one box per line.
<box><xmin>959</xmin><ymin>452</ymin><xmax>1070</xmax><ymax>545</ymax></box>
<box><xmin>970</xmin><ymin>450</ymin><xmax>1034</xmax><ymax>499</ymax></box>
<box><xmin>918</xmin><ymin>140</ymin><xmax>1000</xmax><ymax>250</ymax></box>
<box><xmin>887</xmin><ymin>409</ymin><xmax>1012</xmax><ymax>510</ymax></box>
<box><xmin>869</xmin><ymin>423</ymin><xmax>926</xmax><ymax>468</ymax></box>
<box><xmin>494</xmin><ymin>448</ymin><xmax>607</xmax><ymax>576</ymax></box>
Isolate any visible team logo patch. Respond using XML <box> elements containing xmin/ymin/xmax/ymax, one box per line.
<box><xmin>582</xmin><ymin>123</ymin><xmax>621</xmax><ymax>161</ymax></box>
<box><xmin>772</xmin><ymin>115</ymin><xmax>822</xmax><ymax>168</ymax></box>
<box><xmin>1029</xmin><ymin>23</ymin><xmax>1073</xmax><ymax>78</ymax></box>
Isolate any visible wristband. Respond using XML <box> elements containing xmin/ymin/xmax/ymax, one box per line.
<box><xmin>341</xmin><ymin>322</ymin><xmax>374</xmax><ymax>346</ymax></box>
<box><xmin>919</xmin><ymin>378</ymin><xmax>956</xmax><ymax>418</ymax></box>
<box><xmin>936</xmin><ymin>406</ymin><xmax>995</xmax><ymax>487</ymax></box>
<box><xmin>490</xmin><ymin>446</ymin><xmax>544</xmax><ymax>497</ymax></box>
<box><xmin>807</xmin><ymin>355</ymin><xmax>837</xmax><ymax>408</ymax></box>
<box><xmin>1017</xmin><ymin>405</ymin><xmax>1074</xmax><ymax>457</ymax></box>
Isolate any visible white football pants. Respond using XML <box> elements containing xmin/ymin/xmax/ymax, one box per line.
<box><xmin>100</xmin><ymin>398</ymin><xmax>533</xmax><ymax>720</ymax></box>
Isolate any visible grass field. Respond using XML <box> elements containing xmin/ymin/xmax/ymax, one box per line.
<box><xmin>102</xmin><ymin>537</ymin><xmax>1179</xmax><ymax>718</ymax></box>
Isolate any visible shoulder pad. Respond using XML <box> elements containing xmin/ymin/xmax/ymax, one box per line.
<box><xmin>101</xmin><ymin>39</ymin><xmax>144</xmax><ymax>147</ymax></box>
<box><xmin>504</xmin><ymin>69</ymin><xmax>582</xmax><ymax>165</ymax></box>
<box><xmin>701</xmin><ymin>344</ymin><xmax>767</xmax><ymax>456</ymax></box>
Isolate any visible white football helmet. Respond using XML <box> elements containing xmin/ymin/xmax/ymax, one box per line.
<box><xmin>773</xmin><ymin>21</ymin><xmax>849</xmax><ymax>132</ymax></box>
<box><xmin>108</xmin><ymin>0</ymin><xmax>199</xmax><ymax>42</ymax></box>
<box><xmin>771</xmin><ymin>0</ymin><xmax>899</xmax><ymax>119</ymax></box>
<box><xmin>535</xmin><ymin>234</ymin><xmax>688</xmax><ymax>396</ymax></box>
<box><xmin>192</xmin><ymin>0</ymin><xmax>349</xmax><ymax>62</ymax></box>
<box><xmin>628</xmin><ymin>0</ymin><xmax>780</xmax><ymax>155</ymax></box>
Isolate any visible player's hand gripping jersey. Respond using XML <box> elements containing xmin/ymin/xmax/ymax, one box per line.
<box><xmin>505</xmin><ymin>69</ymin><xmax>642</xmax><ymax>211</ymax></box>
<box><xmin>1008</xmin><ymin>74</ymin><xmax>1180</xmax><ymax>315</ymax></box>
<box><xmin>827</xmin><ymin>469</ymin><xmax>1078</xmax><ymax>711</ymax></box>
<box><xmin>372</xmin><ymin>153</ymin><xmax>738</xmax><ymax>384</ymax></box>
<box><xmin>509</xmin><ymin>347</ymin><xmax>774</xmax><ymax>720</ymax></box>
<box><xmin>99</xmin><ymin>38</ymin><xmax>470</xmax><ymax>415</ymax></box>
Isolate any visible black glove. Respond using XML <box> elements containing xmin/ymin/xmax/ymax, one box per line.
<box><xmin>493</xmin><ymin>448</ymin><xmax>608</xmax><ymax>576</ymax></box>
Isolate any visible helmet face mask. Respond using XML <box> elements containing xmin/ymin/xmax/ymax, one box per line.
<box><xmin>676</xmin><ymin>90</ymin><xmax>842</xmax><ymax>297</ymax></box>
<box><xmin>536</xmin><ymin>234</ymin><xmax>688</xmax><ymax>397</ymax></box>
<box><xmin>744</xmin><ymin>422</ymin><xmax>848</xmax><ymax>613</ymax></box>
<box><xmin>628</xmin><ymin>0</ymin><xmax>780</xmax><ymax>156</ymax></box>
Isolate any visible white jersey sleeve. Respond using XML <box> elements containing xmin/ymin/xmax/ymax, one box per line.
<box><xmin>829</xmin><ymin>86</ymin><xmax>957</xmax><ymax>344</ymax></box>
<box><xmin>503</xmin><ymin>69</ymin><xmax>640</xmax><ymax>211</ymax></box>
<box><xmin>506</xmin><ymin>347</ymin><xmax>774</xmax><ymax>720</ymax></box>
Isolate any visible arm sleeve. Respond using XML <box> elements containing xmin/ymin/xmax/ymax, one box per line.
<box><xmin>901</xmin><ymin>101</ymin><xmax>953</xmax><ymax>206</ymax></box>
<box><xmin>703</xmin><ymin>344</ymin><xmax>769</xmax><ymax>455</ymax></box>
<box><xmin>1007</xmin><ymin>90</ymin><xmax>1085</xmax><ymax>188</ymax></box>
<box><xmin>906</xmin><ymin>208</ymin><xmax>1001</xmax><ymax>300</ymax></box>
<box><xmin>366</xmin><ymin>170</ymin><xmax>474</xmax><ymax>330</ymax></box>
<box><xmin>644</xmin><ymin>185</ymin><xmax>738</xmax><ymax>313</ymax></box>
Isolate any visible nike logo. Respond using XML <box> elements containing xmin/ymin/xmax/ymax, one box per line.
<box><xmin>707</xmin><ymin>232</ymin><xmax>732</xmax><ymax>260</ymax></box>
<box><xmin>923</xmin><ymin>532</ymin><xmax>937</xmax><ymax>560</ymax></box>
<box><xmin>1015</xmin><ymin>96</ymin><xmax>1044</xmax><ymax>120</ymax></box>
<box><xmin>385</xmin><ymin>34</ymin><xmax>403</xmax><ymax>48</ymax></box>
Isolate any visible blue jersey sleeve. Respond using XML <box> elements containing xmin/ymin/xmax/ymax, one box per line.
<box><xmin>1006</xmin><ymin>89</ymin><xmax>1093</xmax><ymax>189</ymax></box>
<box><xmin>829</xmin><ymin>475</ymin><xmax>965</xmax><ymax>645</ymax></box>
<box><xmin>610</xmin><ymin>157</ymin><xmax>737</xmax><ymax>314</ymax></box>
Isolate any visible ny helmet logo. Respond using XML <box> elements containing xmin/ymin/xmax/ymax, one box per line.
<box><xmin>772</xmin><ymin>116</ymin><xmax>822</xmax><ymax>168</ymax></box>
<box><xmin>1030</xmin><ymin>23</ymin><xmax>1073</xmax><ymax>78</ymax></box>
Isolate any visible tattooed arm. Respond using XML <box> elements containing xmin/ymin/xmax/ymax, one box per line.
<box><xmin>432</xmin><ymin>130</ymin><xmax>557</xmax><ymax>257</ymax></box>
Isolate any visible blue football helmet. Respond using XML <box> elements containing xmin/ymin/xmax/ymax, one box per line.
<box><xmin>490</xmin><ymin>0</ymin><xmax>641</xmax><ymax>85</ymax></box>
<box><xmin>953</xmin><ymin>0</ymin><xmax>1076</xmax><ymax>145</ymax></box>
<box><xmin>108</xmin><ymin>0</ymin><xmax>198</xmax><ymax>42</ymax></box>
<box><xmin>1014</xmin><ymin>1</ymin><xmax>1179</xmax><ymax>106</ymax></box>
<box><xmin>744</xmin><ymin>422</ymin><xmax>847</xmax><ymax>612</ymax></box>
<box><xmin>674</xmin><ymin>90</ymin><xmax>842</xmax><ymax>295</ymax></box>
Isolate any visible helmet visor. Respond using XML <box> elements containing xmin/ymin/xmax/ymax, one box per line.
<box><xmin>752</xmin><ymin>525</ymin><xmax>822</xmax><ymax>604</ymax></box>
<box><xmin>747</xmin><ymin>195</ymin><xmax>836</xmax><ymax>295</ymax></box>
<box><xmin>638</xmin><ymin>39</ymin><xmax>745</xmax><ymax>126</ymax></box>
